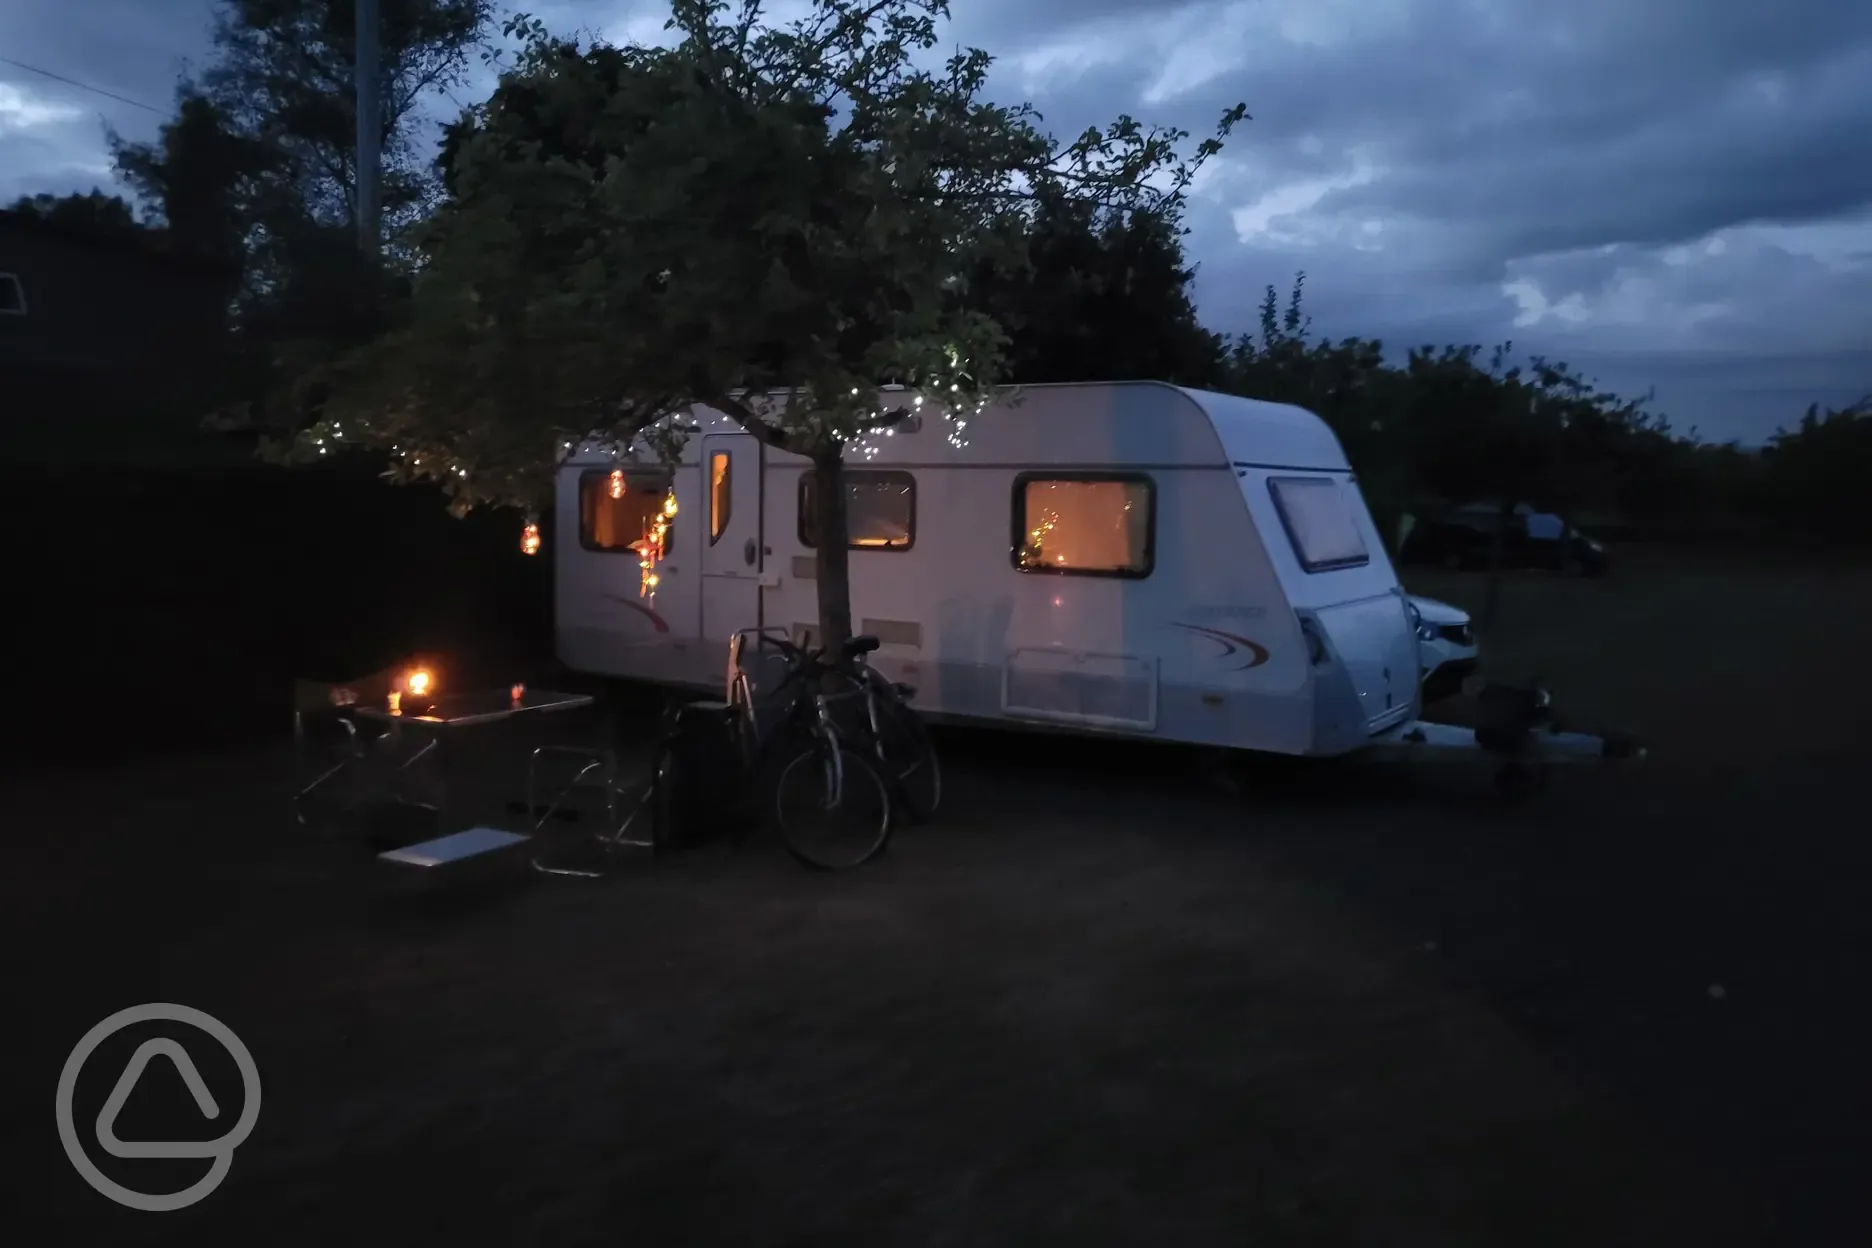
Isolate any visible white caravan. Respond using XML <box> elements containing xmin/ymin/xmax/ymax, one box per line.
<box><xmin>554</xmin><ymin>380</ymin><xmax>1435</xmax><ymax>760</ymax></box>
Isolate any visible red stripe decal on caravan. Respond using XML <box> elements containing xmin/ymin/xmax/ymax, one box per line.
<box><xmin>602</xmin><ymin>594</ymin><xmax>671</xmax><ymax>633</ymax></box>
<box><xmin>1168</xmin><ymin>622</ymin><xmax>1271</xmax><ymax>671</ymax></box>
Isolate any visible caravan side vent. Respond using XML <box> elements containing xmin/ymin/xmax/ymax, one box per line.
<box><xmin>860</xmin><ymin>618</ymin><xmax>922</xmax><ymax>649</ymax></box>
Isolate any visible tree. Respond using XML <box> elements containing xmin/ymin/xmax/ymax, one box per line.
<box><xmin>1756</xmin><ymin>397</ymin><xmax>1872</xmax><ymax>545</ymax></box>
<box><xmin>4</xmin><ymin>190</ymin><xmax>142</xmax><ymax>239</ymax></box>
<box><xmin>969</xmin><ymin>194</ymin><xmax>1225</xmax><ymax>386</ymax></box>
<box><xmin>286</xmin><ymin>0</ymin><xmax>1244</xmax><ymax>646</ymax></box>
<box><xmin>112</xmin><ymin>93</ymin><xmax>270</xmax><ymax>274</ymax></box>
<box><xmin>109</xmin><ymin>0</ymin><xmax>497</xmax><ymax>430</ymax></box>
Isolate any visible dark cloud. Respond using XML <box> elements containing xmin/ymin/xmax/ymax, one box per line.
<box><xmin>4</xmin><ymin>0</ymin><xmax>1868</xmax><ymax>439</ymax></box>
<box><xmin>944</xmin><ymin>0</ymin><xmax>1872</xmax><ymax>438</ymax></box>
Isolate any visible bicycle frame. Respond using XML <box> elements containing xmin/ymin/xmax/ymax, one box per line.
<box><xmin>813</xmin><ymin>693</ymin><xmax>845</xmax><ymax>812</ymax></box>
<box><xmin>729</xmin><ymin>626</ymin><xmax>872</xmax><ymax>810</ymax></box>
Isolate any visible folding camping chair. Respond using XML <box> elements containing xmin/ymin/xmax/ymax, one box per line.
<box><xmin>288</xmin><ymin>667</ymin><xmax>437</xmax><ymax>832</ymax></box>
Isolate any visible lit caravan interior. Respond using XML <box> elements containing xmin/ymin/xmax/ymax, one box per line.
<box><xmin>1018</xmin><ymin>478</ymin><xmax>1151</xmax><ymax>572</ymax></box>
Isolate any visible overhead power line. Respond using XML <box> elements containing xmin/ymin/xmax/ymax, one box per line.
<box><xmin>0</xmin><ymin>54</ymin><xmax>162</xmax><ymax>114</ymax></box>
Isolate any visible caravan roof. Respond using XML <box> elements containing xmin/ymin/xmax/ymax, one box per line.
<box><xmin>1178</xmin><ymin>387</ymin><xmax>1352</xmax><ymax>474</ymax></box>
<box><xmin>563</xmin><ymin>380</ymin><xmax>1353</xmax><ymax>474</ymax></box>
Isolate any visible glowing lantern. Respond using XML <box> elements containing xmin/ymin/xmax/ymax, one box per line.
<box><xmin>662</xmin><ymin>489</ymin><xmax>677</xmax><ymax>518</ymax></box>
<box><xmin>520</xmin><ymin>520</ymin><xmax>542</xmax><ymax>556</ymax></box>
<box><xmin>608</xmin><ymin>469</ymin><xmax>626</xmax><ymax>500</ymax></box>
<box><xmin>405</xmin><ymin>669</ymin><xmax>433</xmax><ymax>698</ymax></box>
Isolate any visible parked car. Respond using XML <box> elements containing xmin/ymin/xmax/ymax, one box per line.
<box><xmin>1407</xmin><ymin>594</ymin><xmax>1479</xmax><ymax>703</ymax></box>
<box><xmin>1400</xmin><ymin>506</ymin><xmax>1608</xmax><ymax>576</ymax></box>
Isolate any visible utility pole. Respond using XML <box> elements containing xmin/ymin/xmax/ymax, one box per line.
<box><xmin>355</xmin><ymin>0</ymin><xmax>381</xmax><ymax>255</ymax></box>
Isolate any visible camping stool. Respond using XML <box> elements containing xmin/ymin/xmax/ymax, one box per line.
<box><xmin>525</xmin><ymin>742</ymin><xmax>620</xmax><ymax>834</ymax></box>
<box><xmin>527</xmin><ymin>740</ymin><xmax>659</xmax><ymax>878</ymax></box>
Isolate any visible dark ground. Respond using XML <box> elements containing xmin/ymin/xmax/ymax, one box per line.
<box><xmin>5</xmin><ymin>546</ymin><xmax>1870</xmax><ymax>1245</ymax></box>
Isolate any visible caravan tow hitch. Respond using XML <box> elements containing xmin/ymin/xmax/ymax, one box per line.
<box><xmin>1374</xmin><ymin>683</ymin><xmax>1647</xmax><ymax>798</ymax></box>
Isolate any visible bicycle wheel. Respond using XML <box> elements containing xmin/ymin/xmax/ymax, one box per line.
<box><xmin>874</xmin><ymin>699</ymin><xmax>941</xmax><ymax>822</ymax></box>
<box><xmin>771</xmin><ymin>736</ymin><xmax>894</xmax><ymax>870</ymax></box>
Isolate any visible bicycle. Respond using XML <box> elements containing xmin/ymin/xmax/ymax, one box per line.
<box><xmin>732</xmin><ymin>628</ymin><xmax>941</xmax><ymax>818</ymax></box>
<box><xmin>728</xmin><ymin>629</ymin><xmax>897</xmax><ymax>870</ymax></box>
<box><xmin>848</xmin><ymin>653</ymin><xmax>942</xmax><ymax>822</ymax></box>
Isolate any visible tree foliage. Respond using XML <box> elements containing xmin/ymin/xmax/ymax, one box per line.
<box><xmin>4</xmin><ymin>190</ymin><xmax>143</xmax><ymax>240</ymax></box>
<box><xmin>107</xmin><ymin>0</ymin><xmax>496</xmax><ymax>429</ymax></box>
<box><xmin>969</xmin><ymin>194</ymin><xmax>1226</xmax><ymax>386</ymax></box>
<box><xmin>285</xmin><ymin>0</ymin><xmax>1243</xmax><ymax>642</ymax></box>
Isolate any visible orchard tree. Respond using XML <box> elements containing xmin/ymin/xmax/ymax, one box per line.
<box><xmin>286</xmin><ymin>0</ymin><xmax>1245</xmax><ymax>646</ymax></box>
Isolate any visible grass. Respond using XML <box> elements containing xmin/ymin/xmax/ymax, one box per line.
<box><xmin>6</xmin><ymin>543</ymin><xmax>1869</xmax><ymax>1245</ymax></box>
<box><xmin>1407</xmin><ymin>543</ymin><xmax>1872</xmax><ymax>760</ymax></box>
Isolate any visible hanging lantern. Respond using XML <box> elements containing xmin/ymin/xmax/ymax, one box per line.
<box><xmin>520</xmin><ymin>518</ymin><xmax>542</xmax><ymax>556</ymax></box>
<box><xmin>662</xmin><ymin>488</ymin><xmax>678</xmax><ymax>518</ymax></box>
<box><xmin>608</xmin><ymin>469</ymin><xmax>626</xmax><ymax>500</ymax></box>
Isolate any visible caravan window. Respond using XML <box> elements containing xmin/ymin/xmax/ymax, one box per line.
<box><xmin>798</xmin><ymin>470</ymin><xmax>916</xmax><ymax>550</ymax></box>
<box><xmin>709</xmin><ymin>451</ymin><xmax>732</xmax><ymax>544</ymax></box>
<box><xmin>1268</xmin><ymin>476</ymin><xmax>1369</xmax><ymax>572</ymax></box>
<box><xmin>579</xmin><ymin>469</ymin><xmax>675</xmax><ymax>554</ymax></box>
<box><xmin>0</xmin><ymin>274</ymin><xmax>25</xmax><ymax>315</ymax></box>
<box><xmin>1012</xmin><ymin>473</ymin><xmax>1155</xmax><ymax>578</ymax></box>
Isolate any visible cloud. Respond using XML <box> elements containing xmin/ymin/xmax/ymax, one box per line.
<box><xmin>3</xmin><ymin>0</ymin><xmax>1867</xmax><ymax>441</ymax></box>
<box><xmin>0</xmin><ymin>81</ymin><xmax>85</xmax><ymax>135</ymax></box>
<box><xmin>949</xmin><ymin>0</ymin><xmax>1872</xmax><ymax>439</ymax></box>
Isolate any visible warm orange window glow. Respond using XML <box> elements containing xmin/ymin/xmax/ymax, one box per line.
<box><xmin>709</xmin><ymin>451</ymin><xmax>732</xmax><ymax>543</ymax></box>
<box><xmin>1016</xmin><ymin>477</ymin><xmax>1152</xmax><ymax>575</ymax></box>
<box><xmin>581</xmin><ymin>470</ymin><xmax>673</xmax><ymax>552</ymax></box>
<box><xmin>608</xmin><ymin>469</ymin><xmax>626</xmax><ymax>499</ymax></box>
<box><xmin>405</xmin><ymin>669</ymin><xmax>433</xmax><ymax>697</ymax></box>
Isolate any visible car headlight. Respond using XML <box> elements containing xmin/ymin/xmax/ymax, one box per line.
<box><xmin>1406</xmin><ymin>601</ymin><xmax>1437</xmax><ymax>642</ymax></box>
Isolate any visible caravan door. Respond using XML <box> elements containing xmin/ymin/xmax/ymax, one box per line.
<box><xmin>700</xmin><ymin>433</ymin><xmax>765</xmax><ymax>647</ymax></box>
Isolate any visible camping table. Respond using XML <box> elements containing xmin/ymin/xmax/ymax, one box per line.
<box><xmin>351</xmin><ymin>689</ymin><xmax>601</xmax><ymax>869</ymax></box>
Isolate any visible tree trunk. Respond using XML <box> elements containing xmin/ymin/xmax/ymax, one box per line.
<box><xmin>810</xmin><ymin>448</ymin><xmax>854</xmax><ymax>651</ymax></box>
<box><xmin>1482</xmin><ymin>498</ymin><xmax>1511</xmax><ymax>630</ymax></box>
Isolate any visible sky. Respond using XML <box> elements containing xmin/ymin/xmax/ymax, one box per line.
<box><xmin>3</xmin><ymin>0</ymin><xmax>1869</xmax><ymax>444</ymax></box>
